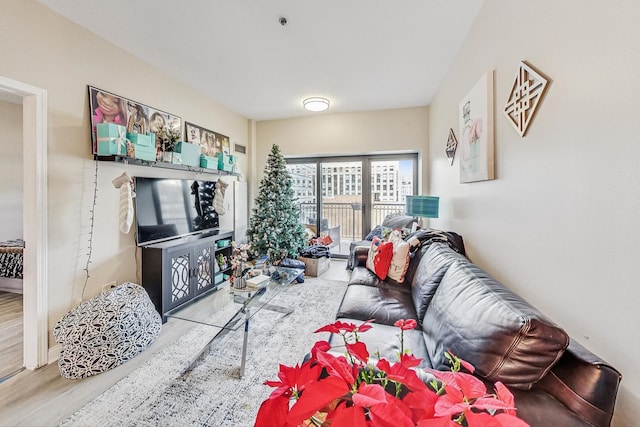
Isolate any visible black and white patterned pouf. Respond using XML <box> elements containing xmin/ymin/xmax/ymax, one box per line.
<box><xmin>53</xmin><ymin>282</ymin><xmax>162</xmax><ymax>379</ymax></box>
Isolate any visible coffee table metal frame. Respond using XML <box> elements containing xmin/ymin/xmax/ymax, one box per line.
<box><xmin>166</xmin><ymin>266</ymin><xmax>304</xmax><ymax>377</ymax></box>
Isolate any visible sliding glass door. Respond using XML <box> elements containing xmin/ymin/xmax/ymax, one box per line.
<box><xmin>287</xmin><ymin>154</ymin><xmax>417</xmax><ymax>258</ymax></box>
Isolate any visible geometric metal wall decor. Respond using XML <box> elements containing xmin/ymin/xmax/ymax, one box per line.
<box><xmin>446</xmin><ymin>128</ymin><xmax>458</xmax><ymax>166</ymax></box>
<box><xmin>503</xmin><ymin>61</ymin><xmax>550</xmax><ymax>137</ymax></box>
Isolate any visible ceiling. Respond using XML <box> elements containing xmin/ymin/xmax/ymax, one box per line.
<box><xmin>38</xmin><ymin>0</ymin><xmax>484</xmax><ymax>121</ymax></box>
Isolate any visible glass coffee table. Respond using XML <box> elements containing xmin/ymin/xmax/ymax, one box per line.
<box><xmin>165</xmin><ymin>265</ymin><xmax>304</xmax><ymax>377</ymax></box>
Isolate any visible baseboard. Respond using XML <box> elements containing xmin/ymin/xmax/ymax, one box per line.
<box><xmin>48</xmin><ymin>344</ymin><xmax>61</xmax><ymax>364</ymax></box>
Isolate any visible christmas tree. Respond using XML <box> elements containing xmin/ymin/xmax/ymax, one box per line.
<box><xmin>247</xmin><ymin>144</ymin><xmax>307</xmax><ymax>261</ymax></box>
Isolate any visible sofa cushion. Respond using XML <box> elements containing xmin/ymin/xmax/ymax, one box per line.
<box><xmin>336</xmin><ymin>284</ymin><xmax>418</xmax><ymax>325</ymax></box>
<box><xmin>423</xmin><ymin>261</ymin><xmax>570</xmax><ymax>390</ymax></box>
<box><xmin>364</xmin><ymin>225</ymin><xmax>384</xmax><ymax>241</ymax></box>
<box><xmin>366</xmin><ymin>236</ymin><xmax>393</xmax><ymax>280</ymax></box>
<box><xmin>410</xmin><ymin>243</ymin><xmax>469</xmax><ymax>319</ymax></box>
<box><xmin>329</xmin><ymin>319</ymin><xmax>431</xmax><ymax>369</ymax></box>
<box><xmin>386</xmin><ymin>231</ymin><xmax>411</xmax><ymax>284</ymax></box>
<box><xmin>381</xmin><ymin>214</ymin><xmax>417</xmax><ymax>229</ymax></box>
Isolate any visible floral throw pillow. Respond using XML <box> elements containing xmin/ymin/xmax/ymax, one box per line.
<box><xmin>387</xmin><ymin>230</ymin><xmax>411</xmax><ymax>284</ymax></box>
<box><xmin>366</xmin><ymin>236</ymin><xmax>394</xmax><ymax>280</ymax></box>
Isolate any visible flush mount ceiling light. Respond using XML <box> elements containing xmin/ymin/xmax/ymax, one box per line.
<box><xmin>303</xmin><ymin>97</ymin><xmax>330</xmax><ymax>112</ymax></box>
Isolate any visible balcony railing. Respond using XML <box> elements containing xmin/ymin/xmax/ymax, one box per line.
<box><xmin>298</xmin><ymin>202</ymin><xmax>405</xmax><ymax>241</ymax></box>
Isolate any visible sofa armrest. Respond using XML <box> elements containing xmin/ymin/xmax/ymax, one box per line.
<box><xmin>352</xmin><ymin>246</ymin><xmax>370</xmax><ymax>268</ymax></box>
<box><xmin>536</xmin><ymin>339</ymin><xmax>621</xmax><ymax>427</ymax></box>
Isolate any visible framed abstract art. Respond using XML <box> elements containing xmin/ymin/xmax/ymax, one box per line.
<box><xmin>458</xmin><ymin>72</ymin><xmax>495</xmax><ymax>183</ymax></box>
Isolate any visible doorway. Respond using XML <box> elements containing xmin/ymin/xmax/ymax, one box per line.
<box><xmin>287</xmin><ymin>154</ymin><xmax>418</xmax><ymax>258</ymax></box>
<box><xmin>0</xmin><ymin>76</ymin><xmax>49</xmax><ymax>374</ymax></box>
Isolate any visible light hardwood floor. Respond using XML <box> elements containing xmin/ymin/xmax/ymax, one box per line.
<box><xmin>0</xmin><ymin>291</ymin><xmax>23</xmax><ymax>381</ymax></box>
<box><xmin>0</xmin><ymin>258</ymin><xmax>349</xmax><ymax>427</ymax></box>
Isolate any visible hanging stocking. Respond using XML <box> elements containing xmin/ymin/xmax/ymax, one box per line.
<box><xmin>213</xmin><ymin>178</ymin><xmax>229</xmax><ymax>215</ymax></box>
<box><xmin>112</xmin><ymin>172</ymin><xmax>134</xmax><ymax>234</ymax></box>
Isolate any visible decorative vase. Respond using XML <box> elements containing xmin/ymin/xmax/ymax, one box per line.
<box><xmin>233</xmin><ymin>276</ymin><xmax>247</xmax><ymax>290</ymax></box>
<box><xmin>162</xmin><ymin>151</ymin><xmax>173</xmax><ymax>163</ymax></box>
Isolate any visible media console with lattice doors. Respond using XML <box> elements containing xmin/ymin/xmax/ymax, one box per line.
<box><xmin>141</xmin><ymin>230</ymin><xmax>234</xmax><ymax>322</ymax></box>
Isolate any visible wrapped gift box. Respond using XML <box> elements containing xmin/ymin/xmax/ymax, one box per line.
<box><xmin>127</xmin><ymin>132</ymin><xmax>154</xmax><ymax>147</ymax></box>
<box><xmin>216</xmin><ymin>153</ymin><xmax>235</xmax><ymax>172</ymax></box>
<box><xmin>97</xmin><ymin>122</ymin><xmax>125</xmax><ymax>138</ymax></box>
<box><xmin>200</xmin><ymin>154</ymin><xmax>218</xmax><ymax>169</ymax></box>
<box><xmin>127</xmin><ymin>142</ymin><xmax>156</xmax><ymax>162</ymax></box>
<box><xmin>175</xmin><ymin>141</ymin><xmax>201</xmax><ymax>167</ymax></box>
<box><xmin>96</xmin><ymin>123</ymin><xmax>127</xmax><ymax>155</ymax></box>
<box><xmin>97</xmin><ymin>139</ymin><xmax>126</xmax><ymax>155</ymax></box>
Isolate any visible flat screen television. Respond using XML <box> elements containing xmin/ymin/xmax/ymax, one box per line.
<box><xmin>134</xmin><ymin>177</ymin><xmax>220</xmax><ymax>246</ymax></box>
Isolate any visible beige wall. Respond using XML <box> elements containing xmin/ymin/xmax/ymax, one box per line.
<box><xmin>0</xmin><ymin>99</ymin><xmax>23</xmax><ymax>238</ymax></box>
<box><xmin>0</xmin><ymin>2</ymin><xmax>249</xmax><ymax>341</ymax></box>
<box><xmin>256</xmin><ymin>106</ymin><xmax>428</xmax><ymax>191</ymax></box>
<box><xmin>427</xmin><ymin>1</ymin><xmax>639</xmax><ymax>424</ymax></box>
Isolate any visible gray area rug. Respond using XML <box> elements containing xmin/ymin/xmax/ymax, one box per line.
<box><xmin>59</xmin><ymin>278</ymin><xmax>348</xmax><ymax>427</ymax></box>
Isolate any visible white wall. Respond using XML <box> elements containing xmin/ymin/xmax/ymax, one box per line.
<box><xmin>0</xmin><ymin>99</ymin><xmax>23</xmax><ymax>239</ymax></box>
<box><xmin>0</xmin><ymin>1</ymin><xmax>249</xmax><ymax>343</ymax></box>
<box><xmin>427</xmin><ymin>1</ymin><xmax>639</xmax><ymax>424</ymax></box>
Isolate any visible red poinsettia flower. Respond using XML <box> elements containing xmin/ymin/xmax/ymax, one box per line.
<box><xmin>394</xmin><ymin>318</ymin><xmax>418</xmax><ymax>330</ymax></box>
<box><xmin>310</xmin><ymin>340</ymin><xmax>331</xmax><ymax>361</ymax></box>
<box><xmin>315</xmin><ymin>319</ymin><xmax>374</xmax><ymax>335</ymax></box>
<box><xmin>263</xmin><ymin>362</ymin><xmax>322</xmax><ymax>399</ymax></box>
<box><xmin>256</xmin><ymin>320</ymin><xmax>529</xmax><ymax>427</ymax></box>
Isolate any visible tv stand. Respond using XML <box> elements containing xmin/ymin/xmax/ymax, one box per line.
<box><xmin>141</xmin><ymin>230</ymin><xmax>234</xmax><ymax>322</ymax></box>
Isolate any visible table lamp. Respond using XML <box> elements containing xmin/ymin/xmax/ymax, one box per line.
<box><xmin>405</xmin><ymin>195</ymin><xmax>439</xmax><ymax>229</ymax></box>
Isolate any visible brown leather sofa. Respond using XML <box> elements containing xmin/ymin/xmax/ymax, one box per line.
<box><xmin>333</xmin><ymin>235</ymin><xmax>621</xmax><ymax>426</ymax></box>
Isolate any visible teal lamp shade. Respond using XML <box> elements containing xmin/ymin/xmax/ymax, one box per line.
<box><xmin>406</xmin><ymin>196</ymin><xmax>439</xmax><ymax>218</ymax></box>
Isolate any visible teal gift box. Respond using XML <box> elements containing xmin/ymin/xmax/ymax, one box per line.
<box><xmin>97</xmin><ymin>122</ymin><xmax>125</xmax><ymax>138</ymax></box>
<box><xmin>127</xmin><ymin>132</ymin><xmax>153</xmax><ymax>147</ymax></box>
<box><xmin>175</xmin><ymin>141</ymin><xmax>201</xmax><ymax>167</ymax></box>
<box><xmin>97</xmin><ymin>139</ymin><xmax>126</xmax><ymax>155</ymax></box>
<box><xmin>128</xmin><ymin>142</ymin><xmax>156</xmax><ymax>162</ymax></box>
<box><xmin>200</xmin><ymin>154</ymin><xmax>218</xmax><ymax>169</ymax></box>
<box><xmin>216</xmin><ymin>153</ymin><xmax>234</xmax><ymax>172</ymax></box>
<box><xmin>96</xmin><ymin>123</ymin><xmax>126</xmax><ymax>155</ymax></box>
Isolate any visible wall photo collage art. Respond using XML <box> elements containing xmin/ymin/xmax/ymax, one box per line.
<box><xmin>88</xmin><ymin>86</ymin><xmax>181</xmax><ymax>156</ymax></box>
<box><xmin>185</xmin><ymin>122</ymin><xmax>231</xmax><ymax>157</ymax></box>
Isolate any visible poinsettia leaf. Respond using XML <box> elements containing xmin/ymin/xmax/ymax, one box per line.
<box><xmin>434</xmin><ymin>387</ymin><xmax>467</xmax><ymax>417</ymax></box>
<box><xmin>401</xmin><ymin>389</ymin><xmax>438</xmax><ymax>420</ymax></box>
<box><xmin>315</xmin><ymin>320</ymin><xmax>358</xmax><ymax>334</ymax></box>
<box><xmin>286</xmin><ymin>376</ymin><xmax>349</xmax><ymax>424</ymax></box>
<box><xmin>316</xmin><ymin>350</ymin><xmax>356</xmax><ymax>384</ymax></box>
<box><xmin>494</xmin><ymin>381</ymin><xmax>516</xmax><ymax>415</ymax></box>
<box><xmin>346</xmin><ymin>341</ymin><xmax>369</xmax><ymax>363</ymax></box>
<box><xmin>472</xmin><ymin>396</ymin><xmax>517</xmax><ymax>412</ymax></box>
<box><xmin>399</xmin><ymin>353</ymin><xmax>423</xmax><ymax>368</ymax></box>
<box><xmin>254</xmin><ymin>395</ymin><xmax>289</xmax><ymax>427</ymax></box>
<box><xmin>465</xmin><ymin>410</ymin><xmax>528</xmax><ymax>427</ymax></box>
<box><xmin>493</xmin><ymin>413</ymin><xmax>530</xmax><ymax>427</ymax></box>
<box><xmin>377</xmin><ymin>359</ymin><xmax>427</xmax><ymax>393</ymax></box>
<box><xmin>357</xmin><ymin>320</ymin><xmax>374</xmax><ymax>333</ymax></box>
<box><xmin>330</xmin><ymin>404</ymin><xmax>368</xmax><ymax>427</ymax></box>
<box><xmin>352</xmin><ymin>383</ymin><xmax>388</xmax><ymax>407</ymax></box>
<box><xmin>451</xmin><ymin>371</ymin><xmax>487</xmax><ymax>399</ymax></box>
<box><xmin>368</xmin><ymin>395</ymin><xmax>415</xmax><ymax>427</ymax></box>
<box><xmin>310</xmin><ymin>340</ymin><xmax>331</xmax><ymax>361</ymax></box>
<box><xmin>416</xmin><ymin>417</ymin><xmax>459</xmax><ymax>427</ymax></box>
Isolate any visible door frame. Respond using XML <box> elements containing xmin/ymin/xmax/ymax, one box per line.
<box><xmin>0</xmin><ymin>76</ymin><xmax>49</xmax><ymax>369</ymax></box>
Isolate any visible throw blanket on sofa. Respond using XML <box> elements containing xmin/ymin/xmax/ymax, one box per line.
<box><xmin>406</xmin><ymin>229</ymin><xmax>466</xmax><ymax>257</ymax></box>
<box><xmin>0</xmin><ymin>239</ymin><xmax>24</xmax><ymax>279</ymax></box>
